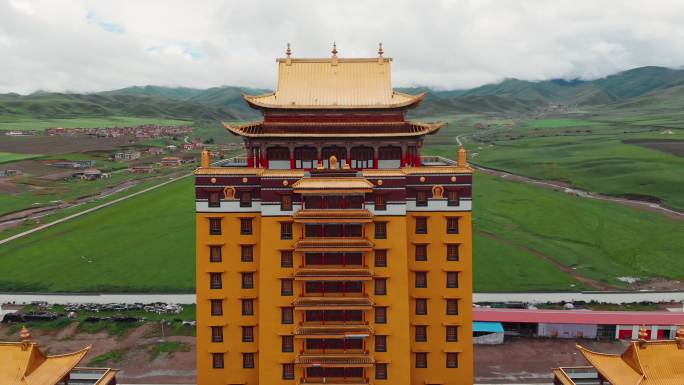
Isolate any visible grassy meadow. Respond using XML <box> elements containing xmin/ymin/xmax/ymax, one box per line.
<box><xmin>0</xmin><ymin>116</ymin><xmax>191</xmax><ymax>131</ymax></box>
<box><xmin>0</xmin><ymin>151</ymin><xmax>42</xmax><ymax>163</ymax></box>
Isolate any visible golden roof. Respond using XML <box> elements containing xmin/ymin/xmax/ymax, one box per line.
<box><xmin>0</xmin><ymin>342</ymin><xmax>90</xmax><ymax>385</ymax></box>
<box><xmin>244</xmin><ymin>57</ymin><xmax>424</xmax><ymax>109</ymax></box>
<box><xmin>577</xmin><ymin>341</ymin><xmax>684</xmax><ymax>385</ymax></box>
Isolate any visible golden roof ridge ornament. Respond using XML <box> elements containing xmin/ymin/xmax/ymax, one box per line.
<box><xmin>286</xmin><ymin>42</ymin><xmax>292</xmax><ymax>65</ymax></box>
<box><xmin>378</xmin><ymin>42</ymin><xmax>384</xmax><ymax>64</ymax></box>
<box><xmin>331</xmin><ymin>42</ymin><xmax>338</xmax><ymax>66</ymax></box>
<box><xmin>20</xmin><ymin>326</ymin><xmax>32</xmax><ymax>350</ymax></box>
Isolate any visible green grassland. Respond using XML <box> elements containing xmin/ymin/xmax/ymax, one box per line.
<box><xmin>0</xmin><ymin>152</ymin><xmax>42</xmax><ymax>163</ymax></box>
<box><xmin>2</xmin><ymin>170</ymin><xmax>683</xmax><ymax>292</ymax></box>
<box><xmin>0</xmin><ymin>116</ymin><xmax>191</xmax><ymax>131</ymax></box>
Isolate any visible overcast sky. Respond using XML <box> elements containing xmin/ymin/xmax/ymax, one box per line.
<box><xmin>2</xmin><ymin>0</ymin><xmax>684</xmax><ymax>94</ymax></box>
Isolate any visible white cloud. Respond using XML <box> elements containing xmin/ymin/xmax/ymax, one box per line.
<box><xmin>2</xmin><ymin>0</ymin><xmax>684</xmax><ymax>94</ymax></box>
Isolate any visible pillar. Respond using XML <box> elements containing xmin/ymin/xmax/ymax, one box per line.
<box><xmin>400</xmin><ymin>143</ymin><xmax>408</xmax><ymax>167</ymax></box>
<box><xmin>289</xmin><ymin>144</ymin><xmax>295</xmax><ymax>169</ymax></box>
<box><xmin>372</xmin><ymin>145</ymin><xmax>379</xmax><ymax>169</ymax></box>
<box><xmin>247</xmin><ymin>144</ymin><xmax>254</xmax><ymax>167</ymax></box>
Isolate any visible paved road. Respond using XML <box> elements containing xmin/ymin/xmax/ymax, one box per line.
<box><xmin>3</xmin><ymin>291</ymin><xmax>684</xmax><ymax>305</ymax></box>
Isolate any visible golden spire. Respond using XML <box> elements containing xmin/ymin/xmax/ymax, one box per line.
<box><xmin>20</xmin><ymin>326</ymin><xmax>32</xmax><ymax>350</ymax></box>
<box><xmin>286</xmin><ymin>42</ymin><xmax>292</xmax><ymax>65</ymax></box>
<box><xmin>378</xmin><ymin>42</ymin><xmax>384</xmax><ymax>64</ymax></box>
<box><xmin>331</xmin><ymin>42</ymin><xmax>338</xmax><ymax>66</ymax></box>
<box><xmin>457</xmin><ymin>146</ymin><xmax>468</xmax><ymax>168</ymax></box>
<box><xmin>676</xmin><ymin>325</ymin><xmax>684</xmax><ymax>348</ymax></box>
<box><xmin>638</xmin><ymin>325</ymin><xmax>649</xmax><ymax>348</ymax></box>
<box><xmin>201</xmin><ymin>149</ymin><xmax>210</xmax><ymax>168</ymax></box>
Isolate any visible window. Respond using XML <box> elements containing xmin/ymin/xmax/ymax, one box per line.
<box><xmin>416</xmin><ymin>190</ymin><xmax>428</xmax><ymax>207</ymax></box>
<box><xmin>446</xmin><ymin>352</ymin><xmax>459</xmax><ymax>368</ymax></box>
<box><xmin>208</xmin><ymin>191</ymin><xmax>221</xmax><ymax>207</ymax></box>
<box><xmin>415</xmin><ymin>352</ymin><xmax>428</xmax><ymax>368</ymax></box>
<box><xmin>242</xmin><ymin>326</ymin><xmax>254</xmax><ymax>342</ymax></box>
<box><xmin>447</xmin><ymin>272</ymin><xmax>459</xmax><ymax>288</ymax></box>
<box><xmin>415</xmin><ymin>325</ymin><xmax>427</xmax><ymax>342</ymax></box>
<box><xmin>447</xmin><ymin>189</ymin><xmax>459</xmax><ymax>206</ymax></box>
<box><xmin>237</xmin><ymin>245</ymin><xmax>252</xmax><ymax>262</ymax></box>
<box><xmin>415</xmin><ymin>299</ymin><xmax>427</xmax><ymax>315</ymax></box>
<box><xmin>375</xmin><ymin>278</ymin><xmax>387</xmax><ymax>295</ymax></box>
<box><xmin>281</xmin><ymin>279</ymin><xmax>293</xmax><ymax>296</ymax></box>
<box><xmin>415</xmin><ymin>217</ymin><xmax>427</xmax><ymax>234</ymax></box>
<box><xmin>240</xmin><ymin>218</ymin><xmax>253</xmax><ymax>235</ymax></box>
<box><xmin>209</xmin><ymin>245</ymin><xmax>222</xmax><ymax>262</ymax></box>
<box><xmin>212</xmin><ymin>352</ymin><xmax>224</xmax><ymax>368</ymax></box>
<box><xmin>242</xmin><ymin>273</ymin><xmax>254</xmax><ymax>289</ymax></box>
<box><xmin>211</xmin><ymin>326</ymin><xmax>223</xmax><ymax>342</ymax></box>
<box><xmin>374</xmin><ymin>250</ymin><xmax>387</xmax><ymax>267</ymax></box>
<box><xmin>243</xmin><ymin>353</ymin><xmax>255</xmax><ymax>368</ymax></box>
<box><xmin>211</xmin><ymin>299</ymin><xmax>223</xmax><ymax>316</ymax></box>
<box><xmin>282</xmin><ymin>363</ymin><xmax>295</xmax><ymax>380</ymax></box>
<box><xmin>282</xmin><ymin>307</ymin><xmax>294</xmax><ymax>324</ymax></box>
<box><xmin>281</xmin><ymin>194</ymin><xmax>292</xmax><ymax>211</ymax></box>
<box><xmin>446</xmin><ymin>326</ymin><xmax>458</xmax><ymax>342</ymax></box>
<box><xmin>446</xmin><ymin>299</ymin><xmax>458</xmax><ymax>315</ymax></box>
<box><xmin>242</xmin><ymin>299</ymin><xmax>254</xmax><ymax>316</ymax></box>
<box><xmin>375</xmin><ymin>335</ymin><xmax>387</xmax><ymax>352</ymax></box>
<box><xmin>282</xmin><ymin>335</ymin><xmax>294</xmax><ymax>352</ymax></box>
<box><xmin>240</xmin><ymin>190</ymin><xmax>252</xmax><ymax>207</ymax></box>
<box><xmin>415</xmin><ymin>272</ymin><xmax>427</xmax><ymax>288</ymax></box>
<box><xmin>375</xmin><ymin>363</ymin><xmax>388</xmax><ymax>380</ymax></box>
<box><xmin>415</xmin><ymin>244</ymin><xmax>427</xmax><ymax>261</ymax></box>
<box><xmin>281</xmin><ymin>222</ymin><xmax>293</xmax><ymax>240</ymax></box>
<box><xmin>209</xmin><ymin>218</ymin><xmax>222</xmax><ymax>235</ymax></box>
<box><xmin>374</xmin><ymin>193</ymin><xmax>386</xmax><ymax>211</ymax></box>
<box><xmin>210</xmin><ymin>273</ymin><xmax>222</xmax><ymax>289</ymax></box>
<box><xmin>281</xmin><ymin>251</ymin><xmax>293</xmax><ymax>268</ymax></box>
<box><xmin>447</xmin><ymin>244</ymin><xmax>459</xmax><ymax>261</ymax></box>
<box><xmin>446</xmin><ymin>217</ymin><xmax>459</xmax><ymax>234</ymax></box>
<box><xmin>375</xmin><ymin>307</ymin><xmax>387</xmax><ymax>324</ymax></box>
<box><xmin>374</xmin><ymin>222</ymin><xmax>387</xmax><ymax>239</ymax></box>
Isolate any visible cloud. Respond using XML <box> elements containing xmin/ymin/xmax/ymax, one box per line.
<box><xmin>2</xmin><ymin>0</ymin><xmax>684</xmax><ymax>94</ymax></box>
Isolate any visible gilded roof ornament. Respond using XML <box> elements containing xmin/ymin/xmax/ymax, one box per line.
<box><xmin>20</xmin><ymin>326</ymin><xmax>32</xmax><ymax>350</ymax></box>
<box><xmin>286</xmin><ymin>42</ymin><xmax>292</xmax><ymax>65</ymax></box>
<box><xmin>378</xmin><ymin>42</ymin><xmax>384</xmax><ymax>64</ymax></box>
<box><xmin>331</xmin><ymin>42</ymin><xmax>338</xmax><ymax>66</ymax></box>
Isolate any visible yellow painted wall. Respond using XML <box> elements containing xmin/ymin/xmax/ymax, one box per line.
<box><xmin>407</xmin><ymin>212</ymin><xmax>473</xmax><ymax>385</ymax></box>
<box><xmin>196</xmin><ymin>213</ymin><xmax>260</xmax><ymax>385</ymax></box>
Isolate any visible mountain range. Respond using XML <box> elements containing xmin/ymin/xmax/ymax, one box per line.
<box><xmin>1</xmin><ymin>66</ymin><xmax>684</xmax><ymax>121</ymax></box>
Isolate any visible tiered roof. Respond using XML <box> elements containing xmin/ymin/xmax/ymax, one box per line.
<box><xmin>223</xmin><ymin>120</ymin><xmax>443</xmax><ymax>138</ymax></box>
<box><xmin>243</xmin><ymin>56</ymin><xmax>424</xmax><ymax>109</ymax></box>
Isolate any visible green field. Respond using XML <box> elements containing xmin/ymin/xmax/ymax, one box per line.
<box><xmin>0</xmin><ymin>177</ymin><xmax>195</xmax><ymax>292</ymax></box>
<box><xmin>0</xmin><ymin>116</ymin><xmax>191</xmax><ymax>131</ymax></box>
<box><xmin>2</xmin><ymin>170</ymin><xmax>683</xmax><ymax>292</ymax></box>
<box><xmin>0</xmin><ymin>152</ymin><xmax>42</xmax><ymax>163</ymax></box>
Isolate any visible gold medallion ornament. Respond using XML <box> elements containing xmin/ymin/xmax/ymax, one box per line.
<box><xmin>377</xmin><ymin>180</ymin><xmax>383</xmax><ymax>186</ymax></box>
<box><xmin>432</xmin><ymin>185</ymin><xmax>444</xmax><ymax>199</ymax></box>
<box><xmin>224</xmin><ymin>187</ymin><xmax>236</xmax><ymax>200</ymax></box>
<box><xmin>419</xmin><ymin>176</ymin><xmax>426</xmax><ymax>182</ymax></box>
<box><xmin>210</xmin><ymin>177</ymin><xmax>217</xmax><ymax>184</ymax></box>
<box><xmin>451</xmin><ymin>176</ymin><xmax>457</xmax><ymax>182</ymax></box>
<box><xmin>242</xmin><ymin>177</ymin><xmax>248</xmax><ymax>183</ymax></box>
<box><xmin>283</xmin><ymin>180</ymin><xmax>289</xmax><ymax>186</ymax></box>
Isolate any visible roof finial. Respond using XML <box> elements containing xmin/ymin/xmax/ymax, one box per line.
<box><xmin>286</xmin><ymin>42</ymin><xmax>291</xmax><ymax>57</ymax></box>
<box><xmin>20</xmin><ymin>326</ymin><xmax>32</xmax><ymax>350</ymax></box>
<box><xmin>331</xmin><ymin>42</ymin><xmax>338</xmax><ymax>66</ymax></box>
<box><xmin>378</xmin><ymin>42</ymin><xmax>384</xmax><ymax>57</ymax></box>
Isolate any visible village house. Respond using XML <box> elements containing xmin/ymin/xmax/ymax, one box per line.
<box><xmin>128</xmin><ymin>165</ymin><xmax>155</xmax><ymax>174</ymax></box>
<box><xmin>181</xmin><ymin>156</ymin><xmax>196</xmax><ymax>164</ymax></box>
<box><xmin>73</xmin><ymin>168</ymin><xmax>110</xmax><ymax>180</ymax></box>
<box><xmin>160</xmin><ymin>156</ymin><xmax>182</xmax><ymax>167</ymax></box>
<box><xmin>49</xmin><ymin>160</ymin><xmax>96</xmax><ymax>169</ymax></box>
<box><xmin>0</xmin><ymin>169</ymin><xmax>22</xmax><ymax>177</ymax></box>
<box><xmin>113</xmin><ymin>150</ymin><xmax>141</xmax><ymax>161</ymax></box>
<box><xmin>147</xmin><ymin>147</ymin><xmax>165</xmax><ymax>155</ymax></box>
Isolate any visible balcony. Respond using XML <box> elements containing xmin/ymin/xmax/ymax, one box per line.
<box><xmin>293</xmin><ymin>296</ymin><xmax>373</xmax><ymax>310</ymax></box>
<box><xmin>294</xmin><ymin>267</ymin><xmax>372</xmax><ymax>281</ymax></box>
<box><xmin>419</xmin><ymin>155</ymin><xmax>457</xmax><ymax>166</ymax></box>
<box><xmin>294</xmin><ymin>323</ymin><xmax>373</xmax><ymax>338</ymax></box>
<box><xmin>295</xmin><ymin>352</ymin><xmax>374</xmax><ymax>367</ymax></box>
<box><xmin>293</xmin><ymin>209</ymin><xmax>374</xmax><ymax>223</ymax></box>
<box><xmin>294</xmin><ymin>238</ymin><xmax>374</xmax><ymax>252</ymax></box>
<box><xmin>299</xmin><ymin>379</ymin><xmax>369</xmax><ymax>385</ymax></box>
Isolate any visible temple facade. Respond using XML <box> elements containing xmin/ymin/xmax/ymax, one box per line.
<box><xmin>195</xmin><ymin>44</ymin><xmax>474</xmax><ymax>385</ymax></box>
